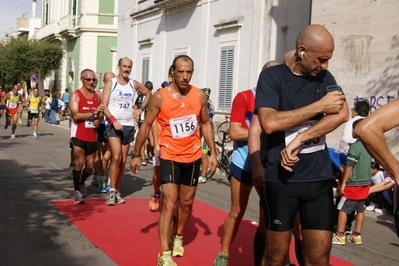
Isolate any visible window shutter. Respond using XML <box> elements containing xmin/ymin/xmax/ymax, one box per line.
<box><xmin>142</xmin><ymin>57</ymin><xmax>150</xmax><ymax>84</ymax></box>
<box><xmin>218</xmin><ymin>46</ymin><xmax>234</xmax><ymax>110</ymax></box>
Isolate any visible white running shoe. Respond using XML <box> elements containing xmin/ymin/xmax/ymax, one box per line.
<box><xmin>10</xmin><ymin>134</ymin><xmax>15</xmax><ymax>139</ymax></box>
<box><xmin>198</xmin><ymin>175</ymin><xmax>207</xmax><ymax>183</ymax></box>
<box><xmin>374</xmin><ymin>208</ymin><xmax>386</xmax><ymax>214</ymax></box>
<box><xmin>73</xmin><ymin>191</ymin><xmax>84</xmax><ymax>204</ymax></box>
<box><xmin>365</xmin><ymin>203</ymin><xmax>376</xmax><ymax>211</ymax></box>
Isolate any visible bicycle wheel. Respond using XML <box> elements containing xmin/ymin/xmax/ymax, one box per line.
<box><xmin>217</xmin><ymin>121</ymin><xmax>231</xmax><ymax>143</ymax></box>
<box><xmin>222</xmin><ymin>150</ymin><xmax>233</xmax><ymax>179</ymax></box>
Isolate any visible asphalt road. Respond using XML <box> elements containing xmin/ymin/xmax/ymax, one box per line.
<box><xmin>0</xmin><ymin>114</ymin><xmax>398</xmax><ymax>265</ymax></box>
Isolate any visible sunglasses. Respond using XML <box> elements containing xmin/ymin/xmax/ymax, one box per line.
<box><xmin>83</xmin><ymin>78</ymin><xmax>97</xmax><ymax>82</ymax></box>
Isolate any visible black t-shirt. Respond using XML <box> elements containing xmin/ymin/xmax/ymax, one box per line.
<box><xmin>255</xmin><ymin>64</ymin><xmax>337</xmax><ymax>183</ymax></box>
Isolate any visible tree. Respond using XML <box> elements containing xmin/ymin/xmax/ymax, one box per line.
<box><xmin>0</xmin><ymin>36</ymin><xmax>63</xmax><ymax>89</ymax></box>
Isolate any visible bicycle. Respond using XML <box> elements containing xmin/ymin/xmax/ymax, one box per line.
<box><xmin>63</xmin><ymin>105</ymin><xmax>71</xmax><ymax>120</ymax></box>
<box><xmin>207</xmin><ymin>129</ymin><xmax>232</xmax><ymax>179</ymax></box>
<box><xmin>217</xmin><ymin>115</ymin><xmax>231</xmax><ymax>143</ymax></box>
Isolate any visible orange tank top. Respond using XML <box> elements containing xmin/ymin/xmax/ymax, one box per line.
<box><xmin>158</xmin><ymin>86</ymin><xmax>202</xmax><ymax>162</ymax></box>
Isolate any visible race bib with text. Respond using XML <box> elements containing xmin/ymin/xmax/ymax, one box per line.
<box><xmin>170</xmin><ymin>114</ymin><xmax>197</xmax><ymax>139</ymax></box>
<box><xmin>285</xmin><ymin>120</ymin><xmax>326</xmax><ymax>154</ymax></box>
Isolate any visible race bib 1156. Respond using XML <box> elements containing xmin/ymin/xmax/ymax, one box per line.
<box><xmin>170</xmin><ymin>114</ymin><xmax>197</xmax><ymax>139</ymax></box>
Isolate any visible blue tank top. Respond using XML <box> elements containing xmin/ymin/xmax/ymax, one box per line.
<box><xmin>63</xmin><ymin>92</ymin><xmax>70</xmax><ymax>103</ymax></box>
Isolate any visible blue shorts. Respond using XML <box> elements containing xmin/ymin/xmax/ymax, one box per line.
<box><xmin>229</xmin><ymin>162</ymin><xmax>253</xmax><ymax>187</ymax></box>
<box><xmin>104</xmin><ymin>125</ymin><xmax>135</xmax><ymax>145</ymax></box>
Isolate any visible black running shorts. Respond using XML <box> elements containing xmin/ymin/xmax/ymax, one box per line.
<box><xmin>70</xmin><ymin>137</ymin><xmax>98</xmax><ymax>155</ymax></box>
<box><xmin>28</xmin><ymin>112</ymin><xmax>39</xmax><ymax>120</ymax></box>
<box><xmin>159</xmin><ymin>158</ymin><xmax>201</xmax><ymax>186</ymax></box>
<box><xmin>264</xmin><ymin>179</ymin><xmax>334</xmax><ymax>232</ymax></box>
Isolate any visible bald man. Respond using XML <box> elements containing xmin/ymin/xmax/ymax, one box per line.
<box><xmin>255</xmin><ymin>24</ymin><xmax>348</xmax><ymax>266</ymax></box>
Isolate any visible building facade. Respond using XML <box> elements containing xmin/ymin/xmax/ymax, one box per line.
<box><xmin>34</xmin><ymin>0</ymin><xmax>118</xmax><ymax>93</ymax></box>
<box><xmin>116</xmin><ymin>0</ymin><xmax>311</xmax><ymax>114</ymax></box>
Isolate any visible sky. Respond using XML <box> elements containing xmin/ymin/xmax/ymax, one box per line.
<box><xmin>0</xmin><ymin>0</ymin><xmax>42</xmax><ymax>38</ymax></box>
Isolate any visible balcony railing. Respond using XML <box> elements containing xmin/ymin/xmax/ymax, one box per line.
<box><xmin>59</xmin><ymin>15</ymin><xmax>77</xmax><ymax>33</ymax></box>
<box><xmin>34</xmin><ymin>21</ymin><xmax>59</xmax><ymax>40</ymax></box>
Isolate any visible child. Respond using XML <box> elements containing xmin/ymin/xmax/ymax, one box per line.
<box><xmin>332</xmin><ymin>119</ymin><xmax>372</xmax><ymax>245</ymax></box>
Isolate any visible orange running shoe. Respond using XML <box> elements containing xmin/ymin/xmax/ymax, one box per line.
<box><xmin>149</xmin><ymin>193</ymin><xmax>160</xmax><ymax>211</ymax></box>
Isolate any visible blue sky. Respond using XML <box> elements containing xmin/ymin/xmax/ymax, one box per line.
<box><xmin>0</xmin><ymin>0</ymin><xmax>42</xmax><ymax>38</ymax></box>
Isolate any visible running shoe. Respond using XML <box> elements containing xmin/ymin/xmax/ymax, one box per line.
<box><xmin>346</xmin><ymin>233</ymin><xmax>362</xmax><ymax>245</ymax></box>
<box><xmin>10</xmin><ymin>134</ymin><xmax>15</xmax><ymax>139</ymax></box>
<box><xmin>116</xmin><ymin>191</ymin><xmax>126</xmax><ymax>204</ymax></box>
<box><xmin>374</xmin><ymin>208</ymin><xmax>386</xmax><ymax>214</ymax></box>
<box><xmin>365</xmin><ymin>203</ymin><xmax>376</xmax><ymax>211</ymax></box>
<box><xmin>172</xmin><ymin>235</ymin><xmax>184</xmax><ymax>257</ymax></box>
<box><xmin>73</xmin><ymin>191</ymin><xmax>84</xmax><ymax>204</ymax></box>
<box><xmin>79</xmin><ymin>183</ymin><xmax>86</xmax><ymax>198</ymax></box>
<box><xmin>32</xmin><ymin>133</ymin><xmax>38</xmax><ymax>138</ymax></box>
<box><xmin>141</xmin><ymin>158</ymin><xmax>147</xmax><ymax>166</ymax></box>
<box><xmin>91</xmin><ymin>174</ymin><xmax>100</xmax><ymax>186</ymax></box>
<box><xmin>149</xmin><ymin>193</ymin><xmax>160</xmax><ymax>211</ymax></box>
<box><xmin>106</xmin><ymin>178</ymin><xmax>110</xmax><ymax>191</ymax></box>
<box><xmin>332</xmin><ymin>233</ymin><xmax>345</xmax><ymax>245</ymax></box>
<box><xmin>157</xmin><ymin>250</ymin><xmax>177</xmax><ymax>266</ymax></box>
<box><xmin>214</xmin><ymin>253</ymin><xmax>229</xmax><ymax>266</ymax></box>
<box><xmin>99</xmin><ymin>179</ymin><xmax>108</xmax><ymax>193</ymax></box>
<box><xmin>106</xmin><ymin>191</ymin><xmax>116</xmax><ymax>206</ymax></box>
<box><xmin>4</xmin><ymin>124</ymin><xmax>8</xmax><ymax>129</ymax></box>
<box><xmin>198</xmin><ymin>175</ymin><xmax>207</xmax><ymax>183</ymax></box>
<box><xmin>18</xmin><ymin>118</ymin><xmax>22</xmax><ymax>125</ymax></box>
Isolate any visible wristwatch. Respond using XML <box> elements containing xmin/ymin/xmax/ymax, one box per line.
<box><xmin>130</xmin><ymin>152</ymin><xmax>140</xmax><ymax>158</ymax></box>
<box><xmin>140</xmin><ymin>106</ymin><xmax>146</xmax><ymax>111</ymax></box>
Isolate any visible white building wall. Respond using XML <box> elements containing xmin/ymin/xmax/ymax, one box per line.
<box><xmin>116</xmin><ymin>0</ymin><xmax>136</xmax><ymax>61</ymax></box>
<box><xmin>312</xmin><ymin>0</ymin><xmax>399</xmax><ymax>154</ymax></box>
<box><xmin>78</xmin><ymin>33</ymin><xmax>98</xmax><ymax>74</ymax></box>
<box><xmin>117</xmin><ymin>0</ymin><xmax>310</xmax><ymax>115</ymax></box>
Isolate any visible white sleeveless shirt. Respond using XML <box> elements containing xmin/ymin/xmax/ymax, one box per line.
<box><xmin>107</xmin><ymin>77</ymin><xmax>136</xmax><ymax>126</ymax></box>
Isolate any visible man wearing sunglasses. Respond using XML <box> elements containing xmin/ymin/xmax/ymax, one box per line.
<box><xmin>69</xmin><ymin>69</ymin><xmax>104</xmax><ymax>204</ymax></box>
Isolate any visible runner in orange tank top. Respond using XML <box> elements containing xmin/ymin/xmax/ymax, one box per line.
<box><xmin>130</xmin><ymin>55</ymin><xmax>217</xmax><ymax>266</ymax></box>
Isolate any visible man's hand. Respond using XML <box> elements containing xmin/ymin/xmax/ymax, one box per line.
<box><xmin>96</xmin><ymin>103</ymin><xmax>105</xmax><ymax>113</ymax></box>
<box><xmin>319</xmin><ymin>91</ymin><xmax>346</xmax><ymax>114</ymax></box>
<box><xmin>133</xmin><ymin>109</ymin><xmax>143</xmax><ymax>120</ymax></box>
<box><xmin>113</xmin><ymin>120</ymin><xmax>123</xmax><ymax>131</ymax></box>
<box><xmin>252</xmin><ymin>165</ymin><xmax>265</xmax><ymax>187</ymax></box>
<box><xmin>207</xmin><ymin>153</ymin><xmax>218</xmax><ymax>175</ymax></box>
<box><xmin>280</xmin><ymin>137</ymin><xmax>301</xmax><ymax>171</ymax></box>
<box><xmin>130</xmin><ymin>157</ymin><xmax>141</xmax><ymax>174</ymax></box>
<box><xmin>338</xmin><ymin>183</ymin><xmax>345</xmax><ymax>196</ymax></box>
<box><xmin>153</xmin><ymin>144</ymin><xmax>160</xmax><ymax>158</ymax></box>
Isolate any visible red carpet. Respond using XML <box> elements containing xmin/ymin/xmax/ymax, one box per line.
<box><xmin>53</xmin><ymin>198</ymin><xmax>354</xmax><ymax>266</ymax></box>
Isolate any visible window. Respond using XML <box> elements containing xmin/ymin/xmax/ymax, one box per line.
<box><xmin>71</xmin><ymin>0</ymin><xmax>78</xmax><ymax>27</ymax></box>
<box><xmin>218</xmin><ymin>46</ymin><xmax>234</xmax><ymax>110</ymax></box>
<box><xmin>142</xmin><ymin>57</ymin><xmax>150</xmax><ymax>84</ymax></box>
<box><xmin>43</xmin><ymin>1</ymin><xmax>49</xmax><ymax>25</ymax></box>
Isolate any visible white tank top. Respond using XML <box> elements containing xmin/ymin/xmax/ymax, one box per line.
<box><xmin>107</xmin><ymin>77</ymin><xmax>136</xmax><ymax>126</ymax></box>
